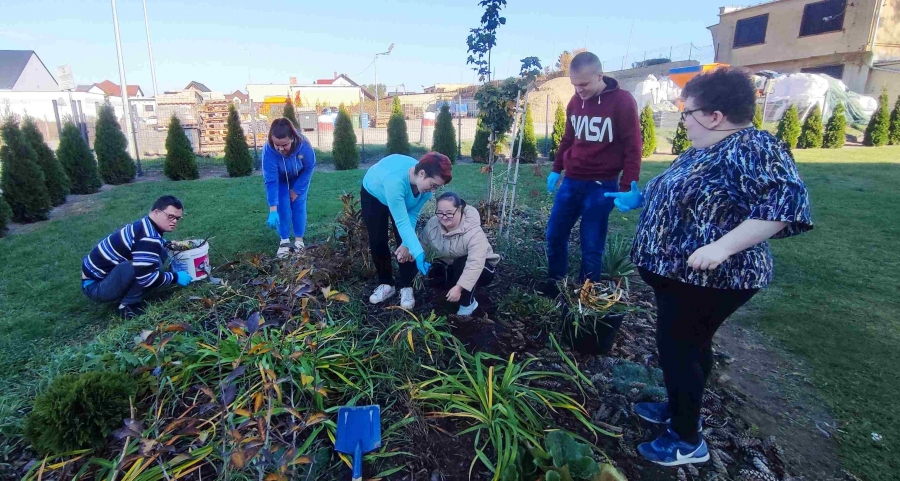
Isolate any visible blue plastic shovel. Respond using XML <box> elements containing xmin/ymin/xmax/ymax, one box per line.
<box><xmin>335</xmin><ymin>405</ymin><xmax>382</xmax><ymax>481</ymax></box>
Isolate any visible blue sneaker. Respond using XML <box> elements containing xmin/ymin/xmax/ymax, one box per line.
<box><xmin>638</xmin><ymin>428</ymin><xmax>709</xmax><ymax>467</ymax></box>
<box><xmin>634</xmin><ymin>402</ymin><xmax>703</xmax><ymax>432</ymax></box>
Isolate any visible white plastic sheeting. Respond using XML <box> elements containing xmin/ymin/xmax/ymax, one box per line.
<box><xmin>632</xmin><ymin>75</ymin><xmax>682</xmax><ymax>112</ymax></box>
<box><xmin>760</xmin><ymin>73</ymin><xmax>877</xmax><ymax>124</ymax></box>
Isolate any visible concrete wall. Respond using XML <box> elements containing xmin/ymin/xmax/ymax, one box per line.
<box><xmin>874</xmin><ymin>0</ymin><xmax>900</xmax><ymax>63</ymax></box>
<box><xmin>709</xmin><ymin>0</ymin><xmax>880</xmax><ymax>66</ymax></box>
<box><xmin>605</xmin><ymin>60</ymin><xmax>699</xmax><ymax>94</ymax></box>
<box><xmin>247</xmin><ymin>84</ymin><xmax>364</xmax><ymax>107</ymax></box>
<box><xmin>12</xmin><ymin>54</ymin><xmax>59</xmax><ymax>91</ymax></box>
<box><xmin>866</xmin><ymin>68</ymin><xmax>900</xmax><ymax>100</ymax></box>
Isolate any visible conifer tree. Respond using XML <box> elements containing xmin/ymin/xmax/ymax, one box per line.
<box><xmin>1</xmin><ymin>118</ymin><xmax>51</xmax><ymax>223</ymax></box>
<box><xmin>94</xmin><ymin>103</ymin><xmax>135</xmax><ymax>184</ymax></box>
<box><xmin>639</xmin><ymin>105</ymin><xmax>656</xmax><ymax>158</ymax></box>
<box><xmin>863</xmin><ymin>87</ymin><xmax>890</xmax><ymax>147</ymax></box>
<box><xmin>797</xmin><ymin>104</ymin><xmax>823</xmax><ymax>149</ymax></box>
<box><xmin>57</xmin><ymin>121</ymin><xmax>102</xmax><ymax>194</ymax></box>
<box><xmin>163</xmin><ymin>116</ymin><xmax>199</xmax><ymax>180</ymax></box>
<box><xmin>822</xmin><ymin>102</ymin><xmax>847</xmax><ymax>149</ymax></box>
<box><xmin>224</xmin><ymin>104</ymin><xmax>253</xmax><ymax>177</ymax></box>
<box><xmin>21</xmin><ymin>116</ymin><xmax>70</xmax><ymax>206</ymax></box>
<box><xmin>387</xmin><ymin>96</ymin><xmax>410</xmax><ymax>155</ymax></box>
<box><xmin>432</xmin><ymin>104</ymin><xmax>457</xmax><ymax>163</ymax></box>
<box><xmin>333</xmin><ymin>104</ymin><xmax>359</xmax><ymax>170</ymax></box>
<box><xmin>776</xmin><ymin>105</ymin><xmax>801</xmax><ymax>149</ymax></box>
<box><xmin>671</xmin><ymin>119</ymin><xmax>692</xmax><ymax>154</ymax></box>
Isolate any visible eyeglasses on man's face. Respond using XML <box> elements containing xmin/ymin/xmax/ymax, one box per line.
<box><xmin>159</xmin><ymin>210</ymin><xmax>183</xmax><ymax>222</ymax></box>
<box><xmin>680</xmin><ymin>108</ymin><xmax>703</xmax><ymax>122</ymax></box>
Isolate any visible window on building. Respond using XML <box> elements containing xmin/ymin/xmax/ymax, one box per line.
<box><xmin>800</xmin><ymin>0</ymin><xmax>845</xmax><ymax>37</ymax></box>
<box><xmin>144</xmin><ymin>104</ymin><xmax>154</xmax><ymax>112</ymax></box>
<box><xmin>801</xmin><ymin>64</ymin><xmax>845</xmax><ymax>80</ymax></box>
<box><xmin>733</xmin><ymin>14</ymin><xmax>769</xmax><ymax>48</ymax></box>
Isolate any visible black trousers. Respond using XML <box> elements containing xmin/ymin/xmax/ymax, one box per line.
<box><xmin>639</xmin><ymin>267</ymin><xmax>758</xmax><ymax>443</ymax></box>
<box><xmin>360</xmin><ymin>187</ymin><xmax>418</xmax><ymax>288</ymax></box>
<box><xmin>428</xmin><ymin>257</ymin><xmax>496</xmax><ymax>307</ymax></box>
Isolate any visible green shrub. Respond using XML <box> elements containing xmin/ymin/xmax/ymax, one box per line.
<box><xmin>387</xmin><ymin>97</ymin><xmax>410</xmax><ymax>155</ymax></box>
<box><xmin>753</xmin><ymin>104</ymin><xmax>764</xmax><ymax>129</ymax></box>
<box><xmin>611</xmin><ymin>360</ymin><xmax>666</xmax><ymax>401</ymax></box>
<box><xmin>776</xmin><ymin>105</ymin><xmax>801</xmax><ymax>149</ymax></box>
<box><xmin>333</xmin><ymin>104</ymin><xmax>359</xmax><ymax>170</ymax></box>
<box><xmin>864</xmin><ymin>87</ymin><xmax>890</xmax><ymax>147</ymax></box>
<box><xmin>1</xmin><ymin>118</ymin><xmax>51</xmax><ymax>223</ymax></box>
<box><xmin>549</xmin><ymin>101</ymin><xmax>566</xmax><ymax>161</ymax></box>
<box><xmin>57</xmin><ymin>121</ymin><xmax>102</xmax><ymax>194</ymax></box>
<box><xmin>24</xmin><ymin>371</ymin><xmax>137</xmax><ymax>454</ymax></box>
<box><xmin>639</xmin><ymin>105</ymin><xmax>656</xmax><ymax>158</ymax></box>
<box><xmin>888</xmin><ymin>95</ymin><xmax>900</xmax><ymax>146</ymax></box>
<box><xmin>21</xmin><ymin>117</ymin><xmax>70</xmax><ymax>206</ymax></box>
<box><xmin>224</xmin><ymin>104</ymin><xmax>253</xmax><ymax>177</ymax></box>
<box><xmin>671</xmin><ymin>119</ymin><xmax>691</xmax><ymax>154</ymax></box>
<box><xmin>512</xmin><ymin>106</ymin><xmax>538</xmax><ymax>163</ymax></box>
<box><xmin>164</xmin><ymin>116</ymin><xmax>199</xmax><ymax>180</ymax></box>
<box><xmin>283</xmin><ymin>99</ymin><xmax>298</xmax><ymax>128</ymax></box>
<box><xmin>797</xmin><ymin>104</ymin><xmax>824</xmax><ymax>149</ymax></box>
<box><xmin>471</xmin><ymin>116</ymin><xmax>491</xmax><ymax>163</ymax></box>
<box><xmin>94</xmin><ymin>102</ymin><xmax>136</xmax><ymax>185</ymax></box>
<box><xmin>523</xmin><ymin>430</ymin><xmax>626</xmax><ymax>481</ymax></box>
<box><xmin>823</xmin><ymin>102</ymin><xmax>847</xmax><ymax>149</ymax></box>
<box><xmin>432</xmin><ymin>104</ymin><xmax>457</xmax><ymax>163</ymax></box>
<box><xmin>0</xmin><ymin>196</ymin><xmax>11</xmax><ymax>238</ymax></box>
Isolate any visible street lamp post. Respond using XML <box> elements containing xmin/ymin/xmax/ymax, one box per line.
<box><xmin>374</xmin><ymin>43</ymin><xmax>394</xmax><ymax>122</ymax></box>
<box><xmin>140</xmin><ymin>0</ymin><xmax>159</xmax><ymax>98</ymax></box>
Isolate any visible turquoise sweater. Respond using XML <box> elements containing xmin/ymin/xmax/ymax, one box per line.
<box><xmin>362</xmin><ymin>154</ymin><xmax>431</xmax><ymax>258</ymax></box>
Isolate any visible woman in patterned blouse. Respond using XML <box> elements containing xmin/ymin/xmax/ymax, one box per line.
<box><xmin>606</xmin><ymin>68</ymin><xmax>813</xmax><ymax>467</ymax></box>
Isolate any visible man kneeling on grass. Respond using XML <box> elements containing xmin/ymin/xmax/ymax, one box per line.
<box><xmin>81</xmin><ymin>195</ymin><xmax>194</xmax><ymax>319</ymax></box>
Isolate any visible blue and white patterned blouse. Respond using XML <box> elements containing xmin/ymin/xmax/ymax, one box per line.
<box><xmin>632</xmin><ymin>128</ymin><xmax>813</xmax><ymax>290</ymax></box>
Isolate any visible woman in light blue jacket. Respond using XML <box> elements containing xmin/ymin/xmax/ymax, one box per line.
<box><xmin>262</xmin><ymin>118</ymin><xmax>316</xmax><ymax>257</ymax></box>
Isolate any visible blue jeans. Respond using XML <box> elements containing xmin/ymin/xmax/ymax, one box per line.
<box><xmin>276</xmin><ymin>182</ymin><xmax>307</xmax><ymax>240</ymax></box>
<box><xmin>82</xmin><ymin>262</ymin><xmax>147</xmax><ymax>306</ymax></box>
<box><xmin>546</xmin><ymin>178</ymin><xmax>617</xmax><ymax>282</ymax></box>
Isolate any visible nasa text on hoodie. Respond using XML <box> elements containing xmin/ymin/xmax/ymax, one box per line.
<box><xmin>552</xmin><ymin>76</ymin><xmax>642</xmax><ymax>192</ymax></box>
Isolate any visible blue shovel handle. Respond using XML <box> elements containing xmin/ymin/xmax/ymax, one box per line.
<box><xmin>352</xmin><ymin>442</ymin><xmax>362</xmax><ymax>481</ymax></box>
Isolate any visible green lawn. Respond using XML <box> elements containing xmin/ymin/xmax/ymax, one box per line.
<box><xmin>1</xmin><ymin>147</ymin><xmax>899</xmax><ymax>478</ymax></box>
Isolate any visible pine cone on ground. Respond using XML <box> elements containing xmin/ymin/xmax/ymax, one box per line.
<box><xmin>752</xmin><ymin>457</ymin><xmax>773</xmax><ymax>475</ymax></box>
<box><xmin>736</xmin><ymin>469</ymin><xmax>778</xmax><ymax>481</ymax></box>
<box><xmin>710</xmin><ymin>450</ymin><xmax>729</xmax><ymax>475</ymax></box>
<box><xmin>676</xmin><ymin>468</ymin><xmax>688</xmax><ymax>481</ymax></box>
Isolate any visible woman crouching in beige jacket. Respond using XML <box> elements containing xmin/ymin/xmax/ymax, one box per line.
<box><xmin>397</xmin><ymin>192</ymin><xmax>500</xmax><ymax>316</ymax></box>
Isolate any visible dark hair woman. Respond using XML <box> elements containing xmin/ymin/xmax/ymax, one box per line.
<box><xmin>402</xmin><ymin>192</ymin><xmax>500</xmax><ymax>316</ymax></box>
<box><xmin>360</xmin><ymin>152</ymin><xmax>453</xmax><ymax>310</ymax></box>
<box><xmin>606</xmin><ymin>67</ymin><xmax>813</xmax><ymax>467</ymax></box>
<box><xmin>262</xmin><ymin>118</ymin><xmax>316</xmax><ymax>258</ymax></box>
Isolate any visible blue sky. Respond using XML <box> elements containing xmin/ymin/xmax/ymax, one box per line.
<box><xmin>2</xmin><ymin>0</ymin><xmax>729</xmax><ymax>95</ymax></box>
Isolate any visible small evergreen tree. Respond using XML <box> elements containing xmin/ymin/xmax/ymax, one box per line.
<box><xmin>888</xmin><ymin>95</ymin><xmax>900</xmax><ymax>146</ymax></box>
<box><xmin>471</xmin><ymin>116</ymin><xmax>490</xmax><ymax>163</ymax></box>
<box><xmin>387</xmin><ymin>97</ymin><xmax>410</xmax><ymax>155</ymax></box>
<box><xmin>753</xmin><ymin>104</ymin><xmax>764</xmax><ymax>129</ymax></box>
<box><xmin>1</xmin><ymin>118</ymin><xmax>51</xmax><ymax>223</ymax></box>
<box><xmin>94</xmin><ymin>103</ymin><xmax>135</xmax><ymax>184</ymax></box>
<box><xmin>823</xmin><ymin>102</ymin><xmax>847</xmax><ymax>149</ymax></box>
<box><xmin>432</xmin><ymin>104</ymin><xmax>457</xmax><ymax>163</ymax></box>
<box><xmin>797</xmin><ymin>104</ymin><xmax>824</xmax><ymax>149</ymax></box>
<box><xmin>333</xmin><ymin>104</ymin><xmax>359</xmax><ymax>170</ymax></box>
<box><xmin>776</xmin><ymin>105</ymin><xmax>802</xmax><ymax>149</ymax></box>
<box><xmin>57</xmin><ymin>121</ymin><xmax>102</xmax><ymax>194</ymax></box>
<box><xmin>863</xmin><ymin>87</ymin><xmax>890</xmax><ymax>147</ymax></box>
<box><xmin>21</xmin><ymin>117</ymin><xmax>70</xmax><ymax>206</ymax></box>
<box><xmin>283</xmin><ymin>99</ymin><xmax>298</xmax><ymax>128</ymax></box>
<box><xmin>671</xmin><ymin>119</ymin><xmax>692</xmax><ymax>154</ymax></box>
<box><xmin>549</xmin><ymin>101</ymin><xmax>566</xmax><ymax>160</ymax></box>
<box><xmin>224</xmin><ymin>104</ymin><xmax>253</xmax><ymax>177</ymax></box>
<box><xmin>639</xmin><ymin>105</ymin><xmax>656</xmax><ymax>158</ymax></box>
<box><xmin>164</xmin><ymin>116</ymin><xmax>199</xmax><ymax>180</ymax></box>
<box><xmin>512</xmin><ymin>105</ymin><xmax>538</xmax><ymax>163</ymax></box>
<box><xmin>0</xmin><ymin>196</ymin><xmax>11</xmax><ymax>237</ymax></box>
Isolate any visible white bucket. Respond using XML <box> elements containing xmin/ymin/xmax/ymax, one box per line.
<box><xmin>170</xmin><ymin>241</ymin><xmax>210</xmax><ymax>281</ymax></box>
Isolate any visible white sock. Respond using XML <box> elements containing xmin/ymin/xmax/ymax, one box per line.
<box><xmin>280</xmin><ymin>238</ymin><xmax>289</xmax><ymax>244</ymax></box>
<box><xmin>118</xmin><ymin>303</ymin><xmax>126</xmax><ymax>309</ymax></box>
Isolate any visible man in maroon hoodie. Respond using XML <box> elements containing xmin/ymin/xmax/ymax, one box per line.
<box><xmin>544</xmin><ymin>51</ymin><xmax>642</xmax><ymax>288</ymax></box>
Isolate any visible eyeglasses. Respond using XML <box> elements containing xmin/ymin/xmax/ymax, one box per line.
<box><xmin>435</xmin><ymin>208</ymin><xmax>459</xmax><ymax>219</ymax></box>
<box><xmin>680</xmin><ymin>108</ymin><xmax>703</xmax><ymax>122</ymax></box>
<box><xmin>161</xmin><ymin>211</ymin><xmax>183</xmax><ymax>222</ymax></box>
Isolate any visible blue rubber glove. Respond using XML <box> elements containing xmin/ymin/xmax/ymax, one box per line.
<box><xmin>604</xmin><ymin>181</ymin><xmax>644</xmax><ymax>212</ymax></box>
<box><xmin>415</xmin><ymin>253</ymin><xmax>431</xmax><ymax>276</ymax></box>
<box><xmin>266</xmin><ymin>210</ymin><xmax>280</xmax><ymax>230</ymax></box>
<box><xmin>175</xmin><ymin>271</ymin><xmax>192</xmax><ymax>287</ymax></box>
<box><xmin>547</xmin><ymin>172</ymin><xmax>561</xmax><ymax>193</ymax></box>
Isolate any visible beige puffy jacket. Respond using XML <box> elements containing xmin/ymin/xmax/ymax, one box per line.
<box><xmin>418</xmin><ymin>205</ymin><xmax>501</xmax><ymax>291</ymax></box>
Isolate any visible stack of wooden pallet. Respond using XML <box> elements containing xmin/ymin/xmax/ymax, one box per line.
<box><xmin>199</xmin><ymin>101</ymin><xmax>231</xmax><ymax>154</ymax></box>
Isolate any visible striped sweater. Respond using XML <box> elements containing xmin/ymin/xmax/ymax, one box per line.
<box><xmin>82</xmin><ymin>216</ymin><xmax>175</xmax><ymax>289</ymax></box>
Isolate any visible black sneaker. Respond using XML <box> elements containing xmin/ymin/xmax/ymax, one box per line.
<box><xmin>536</xmin><ymin>279</ymin><xmax>560</xmax><ymax>298</ymax></box>
<box><xmin>117</xmin><ymin>303</ymin><xmax>145</xmax><ymax>320</ymax></box>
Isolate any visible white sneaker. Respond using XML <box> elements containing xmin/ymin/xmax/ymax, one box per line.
<box><xmin>400</xmin><ymin>287</ymin><xmax>415</xmax><ymax>309</ymax></box>
<box><xmin>276</xmin><ymin>242</ymin><xmax>292</xmax><ymax>259</ymax></box>
<box><xmin>294</xmin><ymin>239</ymin><xmax>305</xmax><ymax>251</ymax></box>
<box><xmin>457</xmin><ymin>299</ymin><xmax>479</xmax><ymax>317</ymax></box>
<box><xmin>369</xmin><ymin>284</ymin><xmax>396</xmax><ymax>305</ymax></box>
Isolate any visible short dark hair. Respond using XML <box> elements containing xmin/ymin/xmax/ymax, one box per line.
<box><xmin>681</xmin><ymin>67</ymin><xmax>756</xmax><ymax>124</ymax></box>
<box><xmin>571</xmin><ymin>52</ymin><xmax>602</xmax><ymax>74</ymax></box>
<box><xmin>415</xmin><ymin>152</ymin><xmax>453</xmax><ymax>184</ymax></box>
<box><xmin>268</xmin><ymin>118</ymin><xmax>304</xmax><ymax>148</ymax></box>
<box><xmin>152</xmin><ymin>195</ymin><xmax>183</xmax><ymax>211</ymax></box>
<box><xmin>435</xmin><ymin>191</ymin><xmax>467</xmax><ymax>211</ymax></box>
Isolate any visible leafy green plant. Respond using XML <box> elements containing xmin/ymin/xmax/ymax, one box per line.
<box><xmin>752</xmin><ymin>104</ymin><xmax>763</xmax><ymax>130</ymax></box>
<box><xmin>797</xmin><ymin>104</ymin><xmax>823</xmax><ymax>149</ymax></box>
<box><xmin>384</xmin><ymin>308</ymin><xmax>455</xmax><ymax>362</ymax></box>
<box><xmin>602</xmin><ymin>234</ymin><xmax>635</xmax><ymax>285</ymax></box>
<box><xmin>21</xmin><ymin>116</ymin><xmax>70</xmax><ymax>206</ymax></box>
<box><xmin>550</xmin><ymin>101</ymin><xmax>567</xmax><ymax>161</ymax></box>
<box><xmin>512</xmin><ymin>105</ymin><xmax>538</xmax><ymax>163</ymax></box>
<box><xmin>525</xmin><ymin>430</ymin><xmax>626</xmax><ymax>481</ymax></box>
<box><xmin>776</xmin><ymin>105</ymin><xmax>801</xmax><ymax>149</ymax></box>
<box><xmin>333</xmin><ymin>104</ymin><xmax>359</xmax><ymax>170</ymax></box>
<box><xmin>94</xmin><ymin>102</ymin><xmax>136</xmax><ymax>185</ymax></box>
<box><xmin>888</xmin><ymin>94</ymin><xmax>900</xmax><ymax>145</ymax></box>
<box><xmin>823</xmin><ymin>102</ymin><xmax>847</xmax><ymax>149</ymax></box>
<box><xmin>57</xmin><ymin>121</ymin><xmax>102</xmax><ymax>194</ymax></box>
<box><xmin>433</xmin><ymin>104</ymin><xmax>457</xmax><ymax>162</ymax></box>
<box><xmin>864</xmin><ymin>87</ymin><xmax>890</xmax><ymax>147</ymax></box>
<box><xmin>671</xmin><ymin>119</ymin><xmax>691</xmax><ymax>155</ymax></box>
<box><xmin>639</xmin><ymin>105</ymin><xmax>656</xmax><ymax>158</ymax></box>
<box><xmin>24</xmin><ymin>371</ymin><xmax>137</xmax><ymax>454</ymax></box>
<box><xmin>387</xmin><ymin>97</ymin><xmax>410</xmax><ymax>155</ymax></box>
<box><xmin>499</xmin><ymin>287</ymin><xmax>557</xmax><ymax>320</ymax></box>
<box><xmin>1</xmin><ymin>117</ymin><xmax>51</xmax><ymax>223</ymax></box>
<box><xmin>225</xmin><ymin>104</ymin><xmax>253</xmax><ymax>177</ymax></box>
<box><xmin>283</xmin><ymin>98</ymin><xmax>298</xmax><ymax>128</ymax></box>
<box><xmin>164</xmin><ymin>115</ymin><xmax>199</xmax><ymax>180</ymax></box>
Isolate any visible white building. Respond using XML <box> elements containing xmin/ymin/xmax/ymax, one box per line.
<box><xmin>0</xmin><ymin>50</ymin><xmax>59</xmax><ymax>92</ymax></box>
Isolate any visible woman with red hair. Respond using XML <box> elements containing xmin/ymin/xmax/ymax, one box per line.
<box><xmin>360</xmin><ymin>152</ymin><xmax>453</xmax><ymax>310</ymax></box>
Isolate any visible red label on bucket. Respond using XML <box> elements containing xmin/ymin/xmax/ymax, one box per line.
<box><xmin>194</xmin><ymin>255</ymin><xmax>209</xmax><ymax>277</ymax></box>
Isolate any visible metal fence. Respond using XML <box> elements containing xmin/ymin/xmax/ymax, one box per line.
<box><xmin>601</xmin><ymin>43</ymin><xmax>716</xmax><ymax>73</ymax></box>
